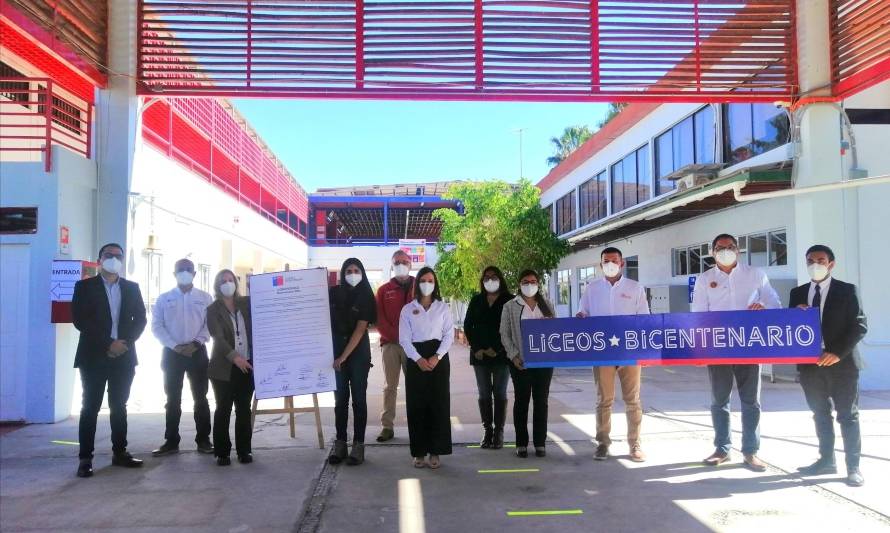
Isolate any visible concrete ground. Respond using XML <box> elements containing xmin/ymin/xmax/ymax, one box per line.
<box><xmin>1</xmin><ymin>332</ymin><xmax>889</xmax><ymax>532</ymax></box>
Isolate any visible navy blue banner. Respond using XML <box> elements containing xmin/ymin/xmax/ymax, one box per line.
<box><xmin>520</xmin><ymin>308</ymin><xmax>822</xmax><ymax>368</ymax></box>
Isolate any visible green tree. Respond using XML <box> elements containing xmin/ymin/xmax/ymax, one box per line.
<box><xmin>597</xmin><ymin>102</ymin><xmax>628</xmax><ymax>129</ymax></box>
<box><xmin>433</xmin><ymin>179</ymin><xmax>570</xmax><ymax>301</ymax></box>
<box><xmin>546</xmin><ymin>125</ymin><xmax>593</xmax><ymax>167</ymax></box>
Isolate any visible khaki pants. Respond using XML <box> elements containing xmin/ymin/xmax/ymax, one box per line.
<box><xmin>594</xmin><ymin>365</ymin><xmax>642</xmax><ymax>448</ymax></box>
<box><xmin>380</xmin><ymin>343</ymin><xmax>407</xmax><ymax>430</ymax></box>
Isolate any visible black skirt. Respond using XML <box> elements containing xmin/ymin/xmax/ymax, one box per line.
<box><xmin>405</xmin><ymin>339</ymin><xmax>452</xmax><ymax>457</ymax></box>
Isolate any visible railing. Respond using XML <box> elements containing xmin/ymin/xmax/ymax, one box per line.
<box><xmin>141</xmin><ymin>97</ymin><xmax>309</xmax><ymax>240</ymax></box>
<box><xmin>0</xmin><ymin>77</ymin><xmax>92</xmax><ymax>172</ymax></box>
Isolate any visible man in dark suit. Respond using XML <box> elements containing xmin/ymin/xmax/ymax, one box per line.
<box><xmin>72</xmin><ymin>243</ymin><xmax>148</xmax><ymax>478</ymax></box>
<box><xmin>789</xmin><ymin>244</ymin><xmax>868</xmax><ymax>487</ymax></box>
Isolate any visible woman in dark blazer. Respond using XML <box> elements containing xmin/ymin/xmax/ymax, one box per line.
<box><xmin>207</xmin><ymin>269</ymin><xmax>254</xmax><ymax>466</ymax></box>
<box><xmin>463</xmin><ymin>266</ymin><xmax>513</xmax><ymax>449</ymax></box>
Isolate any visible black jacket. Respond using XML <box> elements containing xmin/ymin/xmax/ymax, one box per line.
<box><xmin>789</xmin><ymin>278</ymin><xmax>868</xmax><ymax>371</ymax></box>
<box><xmin>463</xmin><ymin>291</ymin><xmax>513</xmax><ymax>366</ymax></box>
<box><xmin>72</xmin><ymin>275</ymin><xmax>147</xmax><ymax>368</ymax></box>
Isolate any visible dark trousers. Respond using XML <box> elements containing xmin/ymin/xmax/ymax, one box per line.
<box><xmin>78</xmin><ymin>362</ymin><xmax>136</xmax><ymax>460</ymax></box>
<box><xmin>334</xmin><ymin>347</ymin><xmax>371</xmax><ymax>443</ymax></box>
<box><xmin>473</xmin><ymin>363</ymin><xmax>509</xmax><ymax>402</ymax></box>
<box><xmin>211</xmin><ymin>364</ymin><xmax>255</xmax><ymax>458</ymax></box>
<box><xmin>800</xmin><ymin>365</ymin><xmax>861</xmax><ymax>470</ymax></box>
<box><xmin>162</xmin><ymin>346</ymin><xmax>211</xmax><ymax>445</ymax></box>
<box><xmin>510</xmin><ymin>366</ymin><xmax>553</xmax><ymax>448</ymax></box>
<box><xmin>405</xmin><ymin>349</ymin><xmax>452</xmax><ymax>457</ymax></box>
<box><xmin>708</xmin><ymin>364</ymin><xmax>761</xmax><ymax>455</ymax></box>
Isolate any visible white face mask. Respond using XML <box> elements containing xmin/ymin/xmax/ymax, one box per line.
<box><xmin>393</xmin><ymin>264</ymin><xmax>410</xmax><ymax>278</ymax></box>
<box><xmin>175</xmin><ymin>271</ymin><xmax>195</xmax><ymax>286</ymax></box>
<box><xmin>418</xmin><ymin>282</ymin><xmax>435</xmax><ymax>296</ymax></box>
<box><xmin>219</xmin><ymin>281</ymin><xmax>237</xmax><ymax>297</ymax></box>
<box><xmin>715</xmin><ymin>249</ymin><xmax>738</xmax><ymax>267</ymax></box>
<box><xmin>602</xmin><ymin>262</ymin><xmax>621</xmax><ymax>278</ymax></box>
<box><xmin>101</xmin><ymin>257</ymin><xmax>122</xmax><ymax>275</ymax></box>
<box><xmin>521</xmin><ymin>284</ymin><xmax>538</xmax><ymax>298</ymax></box>
<box><xmin>483</xmin><ymin>279</ymin><xmax>500</xmax><ymax>293</ymax></box>
<box><xmin>808</xmin><ymin>263</ymin><xmax>830</xmax><ymax>282</ymax></box>
<box><xmin>345</xmin><ymin>273</ymin><xmax>362</xmax><ymax>287</ymax></box>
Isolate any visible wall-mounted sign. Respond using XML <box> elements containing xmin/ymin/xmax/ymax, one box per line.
<box><xmin>59</xmin><ymin>225</ymin><xmax>70</xmax><ymax>255</ymax></box>
<box><xmin>399</xmin><ymin>238</ymin><xmax>426</xmax><ymax>265</ymax></box>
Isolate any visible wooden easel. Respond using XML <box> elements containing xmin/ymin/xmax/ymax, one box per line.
<box><xmin>250</xmin><ymin>393</ymin><xmax>325</xmax><ymax>449</ymax></box>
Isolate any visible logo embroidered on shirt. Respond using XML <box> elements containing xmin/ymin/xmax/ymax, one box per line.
<box><xmin>412</xmin><ymin>309</ymin><xmax>420</xmax><ymax>315</ymax></box>
<box><xmin>710</xmin><ymin>281</ymin><xmax>718</xmax><ymax>288</ymax></box>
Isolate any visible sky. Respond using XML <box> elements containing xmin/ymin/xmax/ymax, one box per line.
<box><xmin>232</xmin><ymin>99</ymin><xmax>609</xmax><ymax>193</ymax></box>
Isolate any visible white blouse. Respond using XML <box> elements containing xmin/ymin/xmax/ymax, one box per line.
<box><xmin>398</xmin><ymin>299</ymin><xmax>455</xmax><ymax>361</ymax></box>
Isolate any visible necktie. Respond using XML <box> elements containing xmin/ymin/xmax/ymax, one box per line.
<box><xmin>812</xmin><ymin>283</ymin><xmax>821</xmax><ymax>309</ymax></box>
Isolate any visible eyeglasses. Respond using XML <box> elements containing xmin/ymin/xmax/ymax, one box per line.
<box><xmin>713</xmin><ymin>245</ymin><xmax>738</xmax><ymax>253</ymax></box>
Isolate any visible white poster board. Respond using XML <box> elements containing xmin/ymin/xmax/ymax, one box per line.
<box><xmin>249</xmin><ymin>268</ymin><xmax>336</xmax><ymax>400</ymax></box>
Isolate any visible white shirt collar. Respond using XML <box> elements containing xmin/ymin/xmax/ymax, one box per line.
<box><xmin>810</xmin><ymin>276</ymin><xmax>832</xmax><ymax>291</ymax></box>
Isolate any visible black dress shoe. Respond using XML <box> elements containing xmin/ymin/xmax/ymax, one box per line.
<box><xmin>797</xmin><ymin>459</ymin><xmax>837</xmax><ymax>476</ymax></box>
<box><xmin>237</xmin><ymin>453</ymin><xmax>253</xmax><ymax>464</ymax></box>
<box><xmin>196</xmin><ymin>441</ymin><xmax>215</xmax><ymax>454</ymax></box>
<box><xmin>516</xmin><ymin>447</ymin><xmax>528</xmax><ymax>458</ymax></box>
<box><xmin>846</xmin><ymin>469</ymin><xmax>864</xmax><ymax>487</ymax></box>
<box><xmin>111</xmin><ymin>452</ymin><xmax>144</xmax><ymax>468</ymax></box>
<box><xmin>76</xmin><ymin>460</ymin><xmax>93</xmax><ymax>478</ymax></box>
<box><xmin>151</xmin><ymin>442</ymin><xmax>179</xmax><ymax>457</ymax></box>
<box><xmin>217</xmin><ymin>456</ymin><xmax>231</xmax><ymax>466</ymax></box>
<box><xmin>535</xmin><ymin>447</ymin><xmax>546</xmax><ymax>458</ymax></box>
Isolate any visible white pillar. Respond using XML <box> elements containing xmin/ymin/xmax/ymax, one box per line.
<box><xmin>95</xmin><ymin>1</ymin><xmax>139</xmax><ymax>265</ymax></box>
<box><xmin>792</xmin><ymin>0</ymin><xmax>859</xmax><ymax>285</ymax></box>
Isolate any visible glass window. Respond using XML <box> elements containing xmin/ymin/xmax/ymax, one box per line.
<box><xmin>555</xmin><ymin>192</ymin><xmax>576</xmax><ymax>235</ymax></box>
<box><xmin>622</xmin><ymin>152</ymin><xmax>638</xmax><ymax>210</ymax></box>
<box><xmin>579</xmin><ymin>172</ymin><xmax>607</xmax><ymax>225</ymax></box>
<box><xmin>747</xmin><ymin>233</ymin><xmax>768</xmax><ymax>267</ymax></box>
<box><xmin>673</xmin><ymin>116</ymin><xmax>694</xmax><ymax>170</ymax></box>
<box><xmin>655</xmin><ymin>131</ymin><xmax>675</xmax><ymax>195</ymax></box>
<box><xmin>689</xmin><ymin>245</ymin><xmax>702</xmax><ymax>274</ymax></box>
<box><xmin>596</xmin><ymin>171</ymin><xmax>607</xmax><ymax>220</ymax></box>
<box><xmin>625</xmin><ymin>256</ymin><xmax>639</xmax><ymax>281</ymax></box>
<box><xmin>694</xmin><ymin>105</ymin><xmax>716</xmax><ymax>164</ymax></box>
<box><xmin>557</xmin><ymin>269</ymin><xmax>571</xmax><ymax>305</ymax></box>
<box><xmin>197</xmin><ymin>264</ymin><xmax>212</xmax><ymax>292</ymax></box>
<box><xmin>725</xmin><ymin>103</ymin><xmax>790</xmax><ymax>165</ymax></box>
<box><xmin>637</xmin><ymin>144</ymin><xmax>651</xmax><ymax>202</ymax></box>
<box><xmin>752</xmin><ymin>105</ymin><xmax>789</xmax><ymax>157</ymax></box>
<box><xmin>579</xmin><ymin>266</ymin><xmax>596</xmax><ymax>295</ymax></box>
<box><xmin>769</xmin><ymin>230</ymin><xmax>787</xmax><ymax>266</ymax></box>
<box><xmin>673</xmin><ymin>248</ymin><xmax>688</xmax><ymax>276</ymax></box>
<box><xmin>611</xmin><ymin>160</ymin><xmax>624</xmax><ymax>213</ymax></box>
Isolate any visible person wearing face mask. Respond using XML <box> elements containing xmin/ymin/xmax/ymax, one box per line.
<box><xmin>328</xmin><ymin>258</ymin><xmax>377</xmax><ymax>466</ymax></box>
<box><xmin>576</xmin><ymin>247</ymin><xmax>650</xmax><ymax>462</ymax></box>
<box><xmin>374</xmin><ymin>250</ymin><xmax>416</xmax><ymax>442</ymax></box>
<box><xmin>463</xmin><ymin>266</ymin><xmax>514</xmax><ymax>449</ymax></box>
<box><xmin>72</xmin><ymin>243</ymin><xmax>148</xmax><ymax>478</ymax></box>
<box><xmin>150</xmin><ymin>258</ymin><xmax>214</xmax><ymax>457</ymax></box>
<box><xmin>398</xmin><ymin>267</ymin><xmax>454</xmax><ymax>469</ymax></box>
<box><xmin>691</xmin><ymin>233</ymin><xmax>781</xmax><ymax>472</ymax></box>
<box><xmin>206</xmin><ymin>270</ymin><xmax>254</xmax><ymax>466</ymax></box>
<box><xmin>500</xmin><ymin>270</ymin><xmax>556</xmax><ymax>458</ymax></box>
<box><xmin>789</xmin><ymin>245</ymin><xmax>868</xmax><ymax>487</ymax></box>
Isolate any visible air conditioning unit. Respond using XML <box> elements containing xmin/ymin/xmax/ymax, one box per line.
<box><xmin>664</xmin><ymin>163</ymin><xmax>723</xmax><ymax>192</ymax></box>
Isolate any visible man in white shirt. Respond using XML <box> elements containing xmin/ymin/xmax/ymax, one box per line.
<box><xmin>576</xmin><ymin>247</ymin><xmax>650</xmax><ymax>462</ymax></box>
<box><xmin>151</xmin><ymin>258</ymin><xmax>214</xmax><ymax>456</ymax></box>
<box><xmin>691</xmin><ymin>234</ymin><xmax>781</xmax><ymax>472</ymax></box>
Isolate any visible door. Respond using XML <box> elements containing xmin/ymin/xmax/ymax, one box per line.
<box><xmin>0</xmin><ymin>244</ymin><xmax>30</xmax><ymax>421</ymax></box>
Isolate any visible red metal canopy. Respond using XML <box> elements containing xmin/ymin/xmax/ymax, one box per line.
<box><xmin>137</xmin><ymin>0</ymin><xmax>799</xmax><ymax>102</ymax></box>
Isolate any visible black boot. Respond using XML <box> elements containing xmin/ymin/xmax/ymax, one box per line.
<box><xmin>478</xmin><ymin>398</ymin><xmax>493</xmax><ymax>448</ymax></box>
<box><xmin>492</xmin><ymin>398</ymin><xmax>507</xmax><ymax>449</ymax></box>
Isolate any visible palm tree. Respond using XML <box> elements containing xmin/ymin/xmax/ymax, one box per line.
<box><xmin>546</xmin><ymin>125</ymin><xmax>593</xmax><ymax>167</ymax></box>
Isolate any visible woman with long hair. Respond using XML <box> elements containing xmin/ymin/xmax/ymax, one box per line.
<box><xmin>328</xmin><ymin>258</ymin><xmax>377</xmax><ymax>466</ymax></box>
<box><xmin>463</xmin><ymin>266</ymin><xmax>513</xmax><ymax>449</ymax></box>
<box><xmin>206</xmin><ymin>270</ymin><xmax>254</xmax><ymax>466</ymax></box>
<box><xmin>499</xmin><ymin>269</ymin><xmax>555</xmax><ymax>458</ymax></box>
<box><xmin>399</xmin><ymin>266</ymin><xmax>454</xmax><ymax>469</ymax></box>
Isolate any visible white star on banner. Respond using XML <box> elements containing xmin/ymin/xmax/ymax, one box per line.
<box><xmin>609</xmin><ymin>335</ymin><xmax>620</xmax><ymax>347</ymax></box>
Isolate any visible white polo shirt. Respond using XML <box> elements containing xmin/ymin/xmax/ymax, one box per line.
<box><xmin>578</xmin><ymin>276</ymin><xmax>650</xmax><ymax>317</ymax></box>
<box><xmin>690</xmin><ymin>263</ymin><xmax>781</xmax><ymax>312</ymax></box>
